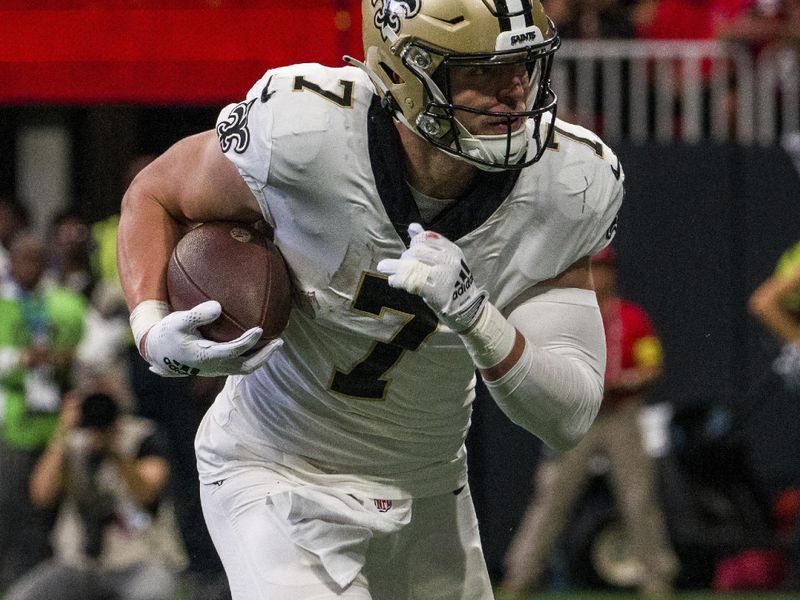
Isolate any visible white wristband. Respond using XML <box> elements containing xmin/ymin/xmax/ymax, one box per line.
<box><xmin>129</xmin><ymin>300</ymin><xmax>171</xmax><ymax>355</ymax></box>
<box><xmin>459</xmin><ymin>302</ymin><xmax>517</xmax><ymax>370</ymax></box>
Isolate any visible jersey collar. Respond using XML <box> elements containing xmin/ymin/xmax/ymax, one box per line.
<box><xmin>367</xmin><ymin>95</ymin><xmax>522</xmax><ymax>247</ymax></box>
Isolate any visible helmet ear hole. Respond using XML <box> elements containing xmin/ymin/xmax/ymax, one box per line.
<box><xmin>431</xmin><ymin>66</ymin><xmax>447</xmax><ymax>92</ymax></box>
<box><xmin>379</xmin><ymin>62</ymin><xmax>405</xmax><ymax>85</ymax></box>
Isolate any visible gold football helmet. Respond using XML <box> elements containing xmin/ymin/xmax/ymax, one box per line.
<box><xmin>350</xmin><ymin>0</ymin><xmax>560</xmax><ymax>171</ymax></box>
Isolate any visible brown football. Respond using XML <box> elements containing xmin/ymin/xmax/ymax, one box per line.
<box><xmin>167</xmin><ymin>221</ymin><xmax>291</xmax><ymax>348</ymax></box>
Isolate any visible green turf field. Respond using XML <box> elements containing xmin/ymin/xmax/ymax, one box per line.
<box><xmin>497</xmin><ymin>593</ymin><xmax>800</xmax><ymax>600</ymax></box>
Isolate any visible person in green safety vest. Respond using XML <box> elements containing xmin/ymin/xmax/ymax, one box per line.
<box><xmin>0</xmin><ymin>232</ymin><xmax>86</xmax><ymax>592</ymax></box>
<box><xmin>749</xmin><ymin>238</ymin><xmax>800</xmax><ymax>591</ymax></box>
<box><xmin>750</xmin><ymin>240</ymin><xmax>800</xmax><ymax>391</ymax></box>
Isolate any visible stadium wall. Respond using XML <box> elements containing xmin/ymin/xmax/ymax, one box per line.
<box><xmin>469</xmin><ymin>141</ymin><xmax>800</xmax><ymax>582</ymax></box>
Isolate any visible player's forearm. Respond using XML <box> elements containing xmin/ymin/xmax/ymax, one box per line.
<box><xmin>117</xmin><ymin>186</ymin><xmax>183</xmax><ymax>309</ymax></box>
<box><xmin>461</xmin><ymin>288</ymin><xmax>605</xmax><ymax>450</ymax></box>
<box><xmin>484</xmin><ymin>342</ymin><xmax>603</xmax><ymax>450</ymax></box>
<box><xmin>118</xmin><ymin>132</ymin><xmax>263</xmax><ymax>312</ymax></box>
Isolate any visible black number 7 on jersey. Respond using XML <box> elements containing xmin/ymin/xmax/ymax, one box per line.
<box><xmin>329</xmin><ymin>272</ymin><xmax>438</xmax><ymax>400</ymax></box>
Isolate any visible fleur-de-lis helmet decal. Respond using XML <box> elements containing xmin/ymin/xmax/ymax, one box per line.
<box><xmin>372</xmin><ymin>0</ymin><xmax>421</xmax><ymax>40</ymax></box>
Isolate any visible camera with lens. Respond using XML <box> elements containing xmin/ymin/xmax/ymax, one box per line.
<box><xmin>78</xmin><ymin>393</ymin><xmax>119</xmax><ymax>430</ymax></box>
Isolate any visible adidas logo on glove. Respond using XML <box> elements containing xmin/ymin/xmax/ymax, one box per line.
<box><xmin>453</xmin><ymin>260</ymin><xmax>475</xmax><ymax>301</ymax></box>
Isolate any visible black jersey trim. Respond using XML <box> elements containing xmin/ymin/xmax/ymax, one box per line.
<box><xmin>366</xmin><ymin>96</ymin><xmax>421</xmax><ymax>246</ymax></box>
<box><xmin>366</xmin><ymin>95</ymin><xmax>522</xmax><ymax>247</ymax></box>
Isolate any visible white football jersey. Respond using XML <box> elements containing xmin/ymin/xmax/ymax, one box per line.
<box><xmin>197</xmin><ymin>63</ymin><xmax>623</xmax><ymax>499</ymax></box>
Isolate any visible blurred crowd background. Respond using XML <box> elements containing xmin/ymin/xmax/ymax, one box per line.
<box><xmin>0</xmin><ymin>1</ymin><xmax>799</xmax><ymax>598</ymax></box>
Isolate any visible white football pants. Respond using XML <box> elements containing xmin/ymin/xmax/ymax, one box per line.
<box><xmin>200</xmin><ymin>467</ymin><xmax>494</xmax><ymax>600</ymax></box>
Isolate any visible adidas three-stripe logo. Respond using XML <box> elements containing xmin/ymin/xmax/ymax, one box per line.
<box><xmin>163</xmin><ymin>357</ymin><xmax>200</xmax><ymax>376</ymax></box>
<box><xmin>453</xmin><ymin>259</ymin><xmax>474</xmax><ymax>301</ymax></box>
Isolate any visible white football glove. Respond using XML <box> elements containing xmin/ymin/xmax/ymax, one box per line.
<box><xmin>773</xmin><ymin>341</ymin><xmax>800</xmax><ymax>393</ymax></box>
<box><xmin>377</xmin><ymin>223</ymin><xmax>488</xmax><ymax>332</ymax></box>
<box><xmin>143</xmin><ymin>300</ymin><xmax>282</xmax><ymax>377</ymax></box>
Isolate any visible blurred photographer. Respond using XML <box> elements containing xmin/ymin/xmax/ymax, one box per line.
<box><xmin>5</xmin><ymin>391</ymin><xmax>181</xmax><ymax>600</ymax></box>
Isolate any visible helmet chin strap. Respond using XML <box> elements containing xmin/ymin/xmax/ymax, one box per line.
<box><xmin>451</xmin><ymin>120</ymin><xmax>529</xmax><ymax>172</ymax></box>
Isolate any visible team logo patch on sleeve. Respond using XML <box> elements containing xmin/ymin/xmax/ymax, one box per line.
<box><xmin>610</xmin><ymin>156</ymin><xmax>622</xmax><ymax>180</ymax></box>
<box><xmin>217</xmin><ymin>98</ymin><xmax>256</xmax><ymax>154</ymax></box>
<box><xmin>605</xmin><ymin>215</ymin><xmax>619</xmax><ymax>239</ymax></box>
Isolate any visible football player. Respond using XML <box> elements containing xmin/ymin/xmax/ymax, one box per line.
<box><xmin>117</xmin><ymin>1</ymin><xmax>623</xmax><ymax>598</ymax></box>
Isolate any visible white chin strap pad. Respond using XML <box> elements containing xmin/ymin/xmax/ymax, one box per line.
<box><xmin>452</xmin><ymin>122</ymin><xmax>528</xmax><ymax>170</ymax></box>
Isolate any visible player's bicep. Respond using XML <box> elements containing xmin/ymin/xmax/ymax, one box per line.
<box><xmin>536</xmin><ymin>255</ymin><xmax>593</xmax><ymax>291</ymax></box>
<box><xmin>128</xmin><ymin>130</ymin><xmax>262</xmax><ymax>225</ymax></box>
<box><xmin>507</xmin><ymin>286</ymin><xmax>604</xmax><ymax>355</ymax></box>
<box><xmin>501</xmin><ymin>257</ymin><xmax>595</xmax><ymax>322</ymax></box>
<box><xmin>497</xmin><ymin>258</ymin><xmax>602</xmax><ymax>380</ymax></box>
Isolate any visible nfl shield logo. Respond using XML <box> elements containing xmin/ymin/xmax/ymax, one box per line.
<box><xmin>373</xmin><ymin>499</ymin><xmax>393</xmax><ymax>512</ymax></box>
